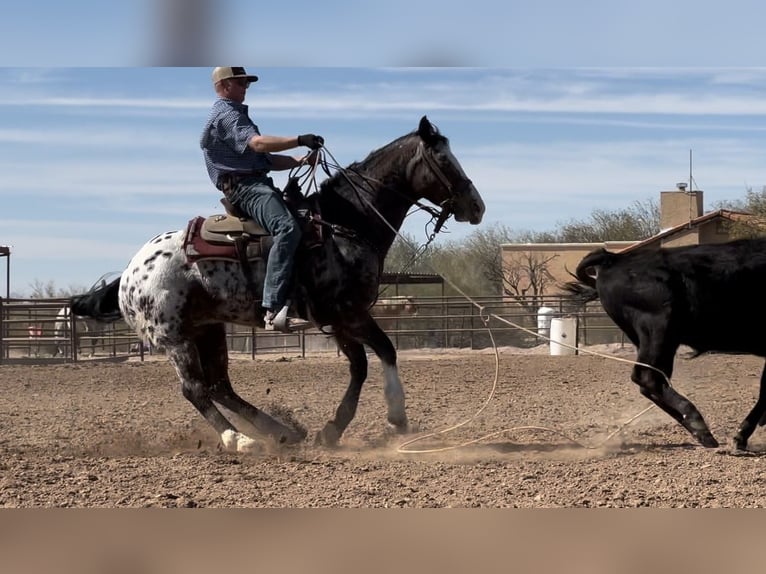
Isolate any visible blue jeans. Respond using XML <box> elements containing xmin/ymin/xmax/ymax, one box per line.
<box><xmin>228</xmin><ymin>176</ymin><xmax>302</xmax><ymax>310</ymax></box>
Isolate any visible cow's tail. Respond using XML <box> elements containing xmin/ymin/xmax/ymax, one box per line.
<box><xmin>560</xmin><ymin>248</ymin><xmax>617</xmax><ymax>304</ymax></box>
<box><xmin>70</xmin><ymin>276</ymin><xmax>123</xmax><ymax>322</ymax></box>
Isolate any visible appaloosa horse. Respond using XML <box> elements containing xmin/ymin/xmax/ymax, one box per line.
<box><xmin>71</xmin><ymin>116</ymin><xmax>485</xmax><ymax>452</ymax></box>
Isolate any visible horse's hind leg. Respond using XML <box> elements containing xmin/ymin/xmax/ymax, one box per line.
<box><xmin>194</xmin><ymin>324</ymin><xmax>306</xmax><ymax>447</ymax></box>
<box><xmin>733</xmin><ymin>361</ymin><xmax>766</xmax><ymax>451</ymax></box>
<box><xmin>165</xmin><ymin>339</ymin><xmax>238</xmax><ymax>445</ymax></box>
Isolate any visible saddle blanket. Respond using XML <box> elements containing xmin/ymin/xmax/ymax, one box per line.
<box><xmin>183</xmin><ymin>215</ymin><xmax>267</xmax><ymax>263</ymax></box>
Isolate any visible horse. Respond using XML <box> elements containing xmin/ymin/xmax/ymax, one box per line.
<box><xmin>53</xmin><ymin>305</ymin><xmax>106</xmax><ymax>358</ymax></box>
<box><xmin>369</xmin><ymin>296</ymin><xmax>418</xmax><ymax>334</ymax></box>
<box><xmin>371</xmin><ymin>296</ymin><xmax>418</xmax><ymax>318</ymax></box>
<box><xmin>71</xmin><ymin>116</ymin><xmax>485</xmax><ymax>452</ymax></box>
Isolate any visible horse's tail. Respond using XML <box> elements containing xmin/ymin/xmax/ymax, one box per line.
<box><xmin>560</xmin><ymin>248</ymin><xmax>617</xmax><ymax>304</ymax></box>
<box><xmin>70</xmin><ymin>277</ymin><xmax>122</xmax><ymax>322</ymax></box>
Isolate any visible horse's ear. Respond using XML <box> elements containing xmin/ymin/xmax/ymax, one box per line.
<box><xmin>418</xmin><ymin>115</ymin><xmax>437</xmax><ymax>144</ymax></box>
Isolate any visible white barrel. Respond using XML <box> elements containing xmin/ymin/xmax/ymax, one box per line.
<box><xmin>536</xmin><ymin>307</ymin><xmax>555</xmax><ymax>341</ymax></box>
<box><xmin>550</xmin><ymin>317</ymin><xmax>578</xmax><ymax>356</ymax></box>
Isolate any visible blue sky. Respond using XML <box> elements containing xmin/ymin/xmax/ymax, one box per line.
<box><xmin>3</xmin><ymin>3</ymin><xmax>766</xmax><ymax>295</ymax></box>
<box><xmin>4</xmin><ymin>67</ymin><xmax>766</xmax><ymax>295</ymax></box>
<box><xmin>2</xmin><ymin>1</ymin><xmax>766</xmax><ymax>67</ymax></box>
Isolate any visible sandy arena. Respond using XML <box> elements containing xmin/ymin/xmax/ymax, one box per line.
<box><xmin>2</xmin><ymin>345</ymin><xmax>766</xmax><ymax>508</ymax></box>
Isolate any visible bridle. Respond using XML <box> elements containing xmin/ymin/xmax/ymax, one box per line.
<box><xmin>407</xmin><ymin>141</ymin><xmax>473</xmax><ymax>233</ymax></box>
<box><xmin>303</xmin><ymin>137</ymin><xmax>473</xmax><ymax>239</ymax></box>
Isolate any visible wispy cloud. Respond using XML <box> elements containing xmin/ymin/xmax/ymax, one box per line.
<box><xmin>5</xmin><ymin>69</ymin><xmax>766</xmax><ymax>118</ymax></box>
<box><xmin>5</xmin><ymin>67</ymin><xmax>766</xmax><ymax>294</ymax></box>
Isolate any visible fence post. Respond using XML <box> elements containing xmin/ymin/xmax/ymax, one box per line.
<box><xmin>443</xmin><ymin>299</ymin><xmax>448</xmax><ymax>349</ymax></box>
<box><xmin>470</xmin><ymin>303</ymin><xmax>475</xmax><ymax>350</ymax></box>
<box><xmin>0</xmin><ymin>297</ymin><xmax>4</xmax><ymax>362</ymax></box>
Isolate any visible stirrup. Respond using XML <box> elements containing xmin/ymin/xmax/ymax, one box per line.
<box><xmin>264</xmin><ymin>305</ymin><xmax>311</xmax><ymax>333</ymax></box>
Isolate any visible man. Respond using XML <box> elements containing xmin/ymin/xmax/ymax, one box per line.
<box><xmin>200</xmin><ymin>66</ymin><xmax>324</xmax><ymax>333</ymax></box>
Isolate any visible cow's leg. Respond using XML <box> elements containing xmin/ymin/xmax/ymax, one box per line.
<box><xmin>733</xmin><ymin>361</ymin><xmax>766</xmax><ymax>451</ymax></box>
<box><xmin>194</xmin><ymin>324</ymin><xmax>307</xmax><ymax>447</ymax></box>
<box><xmin>316</xmin><ymin>332</ymin><xmax>371</xmax><ymax>447</ymax></box>
<box><xmin>632</xmin><ymin>341</ymin><xmax>718</xmax><ymax>448</ymax></box>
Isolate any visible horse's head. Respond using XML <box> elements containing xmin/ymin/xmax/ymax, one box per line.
<box><xmin>409</xmin><ymin>116</ymin><xmax>485</xmax><ymax>227</ymax></box>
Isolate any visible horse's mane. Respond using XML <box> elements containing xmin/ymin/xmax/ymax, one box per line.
<box><xmin>309</xmin><ymin>123</ymin><xmax>450</xmax><ymax>246</ymax></box>
<box><xmin>319</xmin><ymin>125</ymin><xmax>446</xmax><ymax>194</ymax></box>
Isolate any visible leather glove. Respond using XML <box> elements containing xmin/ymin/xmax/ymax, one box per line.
<box><xmin>297</xmin><ymin>134</ymin><xmax>324</xmax><ymax>150</ymax></box>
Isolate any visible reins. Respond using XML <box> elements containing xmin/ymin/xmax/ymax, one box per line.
<box><xmin>406</xmin><ymin>141</ymin><xmax>463</xmax><ymax>233</ymax></box>
<box><xmin>291</xmin><ymin>138</ymin><xmax>672</xmax><ymax>454</ymax></box>
<box><xmin>315</xmin><ymin>142</ymin><xmax>456</xmax><ymax>234</ymax></box>
<box><xmin>305</xmin><ymin>144</ymin><xmax>451</xmax><ymax>279</ymax></box>
<box><xmin>292</xmin><ymin>141</ymin><xmax>665</xmax><ymax>455</ymax></box>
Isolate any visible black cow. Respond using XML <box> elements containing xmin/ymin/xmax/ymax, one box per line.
<box><xmin>563</xmin><ymin>237</ymin><xmax>766</xmax><ymax>450</ymax></box>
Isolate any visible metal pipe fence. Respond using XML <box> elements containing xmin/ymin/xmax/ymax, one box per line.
<box><xmin>0</xmin><ymin>295</ymin><xmax>624</xmax><ymax>364</ymax></box>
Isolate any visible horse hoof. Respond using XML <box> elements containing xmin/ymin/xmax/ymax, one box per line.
<box><xmin>221</xmin><ymin>430</ymin><xmax>262</xmax><ymax>453</ymax></box>
<box><xmin>315</xmin><ymin>423</ymin><xmax>341</xmax><ymax>448</ymax></box>
<box><xmin>386</xmin><ymin>418</ymin><xmax>413</xmax><ymax>436</ymax></box>
<box><xmin>696</xmin><ymin>431</ymin><xmax>719</xmax><ymax>448</ymax></box>
<box><xmin>276</xmin><ymin>427</ymin><xmax>307</xmax><ymax>446</ymax></box>
<box><xmin>731</xmin><ymin>435</ymin><xmax>749</xmax><ymax>453</ymax></box>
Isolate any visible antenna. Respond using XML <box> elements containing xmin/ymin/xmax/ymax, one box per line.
<box><xmin>688</xmin><ymin>149</ymin><xmax>695</xmax><ymax>225</ymax></box>
<box><xmin>689</xmin><ymin>149</ymin><xmax>693</xmax><ymax>192</ymax></box>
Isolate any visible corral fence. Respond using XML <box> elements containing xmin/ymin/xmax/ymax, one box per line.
<box><xmin>0</xmin><ymin>295</ymin><xmax>625</xmax><ymax>364</ymax></box>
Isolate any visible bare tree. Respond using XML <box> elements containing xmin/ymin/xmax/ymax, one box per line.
<box><xmin>384</xmin><ymin>232</ymin><xmax>433</xmax><ymax>275</ymax></box>
<box><xmin>28</xmin><ymin>279</ymin><xmax>58</xmax><ymax>299</ymax></box>
<box><xmin>557</xmin><ymin>198</ymin><xmax>660</xmax><ymax>242</ymax></box>
<box><xmin>28</xmin><ymin>280</ymin><xmax>88</xmax><ymax>299</ymax></box>
<box><xmin>502</xmin><ymin>252</ymin><xmax>559</xmax><ymax>308</ymax></box>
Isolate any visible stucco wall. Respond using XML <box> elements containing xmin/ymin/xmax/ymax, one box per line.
<box><xmin>500</xmin><ymin>241</ymin><xmax>636</xmax><ymax>296</ymax></box>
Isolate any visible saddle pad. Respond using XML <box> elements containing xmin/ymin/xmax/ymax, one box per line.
<box><xmin>183</xmin><ymin>216</ymin><xmax>265</xmax><ymax>263</ymax></box>
<box><xmin>201</xmin><ymin>214</ymin><xmax>268</xmax><ymax>242</ymax></box>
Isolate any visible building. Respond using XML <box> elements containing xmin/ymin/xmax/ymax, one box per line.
<box><xmin>500</xmin><ymin>187</ymin><xmax>759</xmax><ymax>297</ymax></box>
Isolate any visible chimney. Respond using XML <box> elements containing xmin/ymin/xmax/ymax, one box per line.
<box><xmin>660</xmin><ymin>187</ymin><xmax>703</xmax><ymax>230</ymax></box>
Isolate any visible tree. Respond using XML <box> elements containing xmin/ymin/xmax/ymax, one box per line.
<box><xmin>502</xmin><ymin>251</ymin><xmax>559</xmax><ymax>307</ymax></box>
<box><xmin>555</xmin><ymin>198</ymin><xmax>660</xmax><ymax>242</ymax></box>
<box><xmin>714</xmin><ymin>186</ymin><xmax>766</xmax><ymax>239</ymax></box>
<box><xmin>383</xmin><ymin>232</ymin><xmax>434</xmax><ymax>275</ymax></box>
<box><xmin>461</xmin><ymin>224</ymin><xmax>515</xmax><ymax>294</ymax></box>
<box><xmin>442</xmin><ymin>199</ymin><xmax>661</xmax><ymax>298</ymax></box>
<box><xmin>28</xmin><ymin>279</ymin><xmax>88</xmax><ymax>299</ymax></box>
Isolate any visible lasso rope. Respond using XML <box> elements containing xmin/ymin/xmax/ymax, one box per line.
<box><xmin>396</xmin><ymin>303</ymin><xmax>660</xmax><ymax>454</ymax></box>
<box><xmin>387</xmin><ymin>243</ymin><xmax>670</xmax><ymax>455</ymax></box>
<box><xmin>297</xmin><ymin>145</ymin><xmax>668</xmax><ymax>455</ymax></box>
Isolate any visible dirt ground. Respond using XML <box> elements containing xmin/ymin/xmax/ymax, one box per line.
<box><xmin>2</xmin><ymin>344</ymin><xmax>766</xmax><ymax>508</ymax></box>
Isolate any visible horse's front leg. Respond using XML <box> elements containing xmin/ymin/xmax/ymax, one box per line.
<box><xmin>316</xmin><ymin>335</ymin><xmax>368</xmax><ymax>447</ymax></box>
<box><xmin>316</xmin><ymin>334</ymin><xmax>367</xmax><ymax>447</ymax></box>
<box><xmin>364</xmin><ymin>319</ymin><xmax>408</xmax><ymax>433</ymax></box>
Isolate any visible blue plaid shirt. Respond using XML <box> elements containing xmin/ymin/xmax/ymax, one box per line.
<box><xmin>200</xmin><ymin>98</ymin><xmax>272</xmax><ymax>189</ymax></box>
